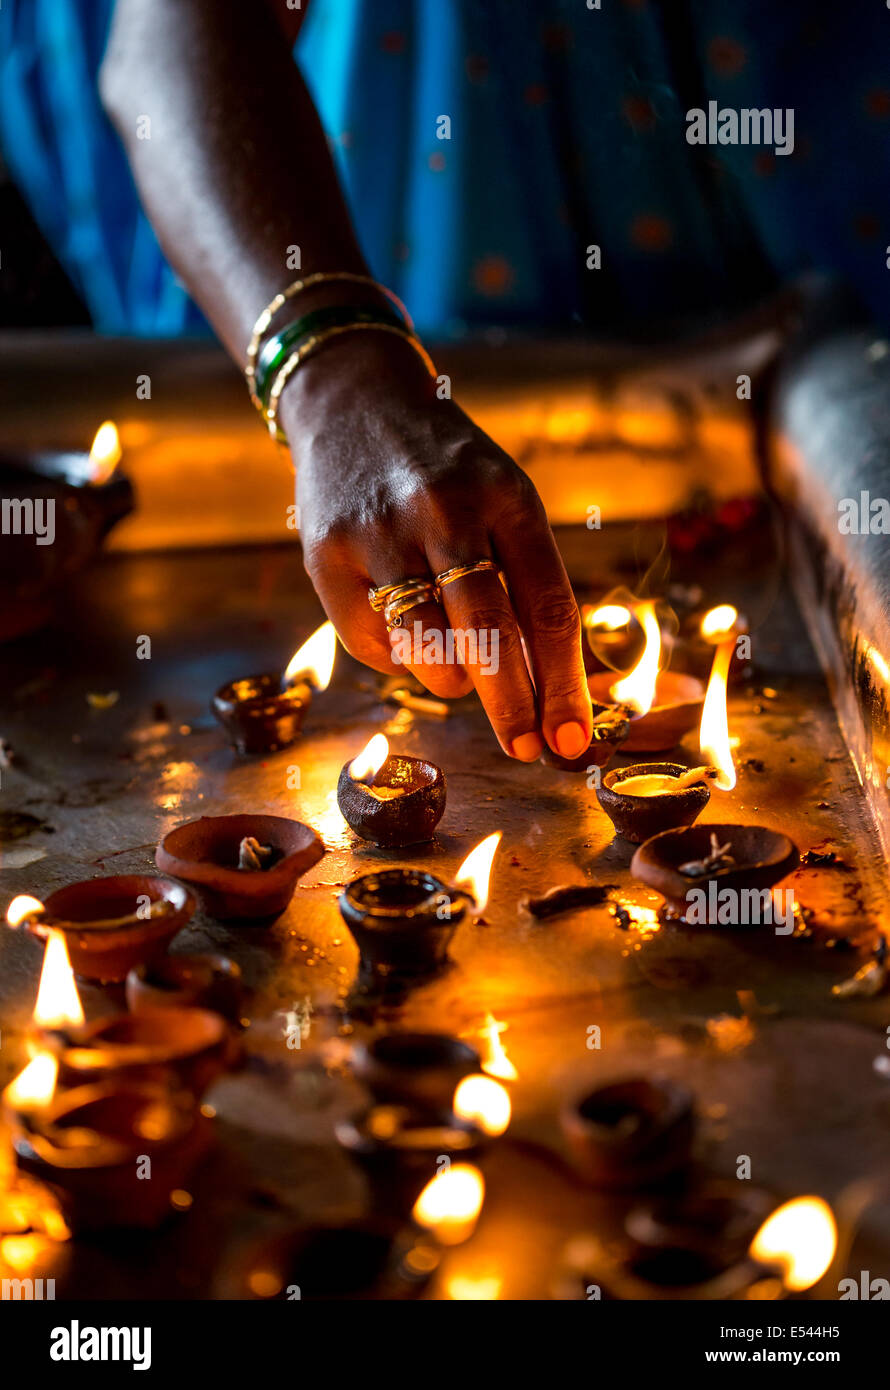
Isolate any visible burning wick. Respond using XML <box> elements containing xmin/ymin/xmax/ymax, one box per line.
<box><xmin>87</xmin><ymin>421</ymin><xmax>122</xmax><ymax>487</ymax></box>
<box><xmin>610</xmin><ymin>603</ymin><xmax>661</xmax><ymax>715</ymax></box>
<box><xmin>3</xmin><ymin>1051</ymin><xmax>59</xmax><ymax>1116</ymax></box>
<box><xmin>700</xmin><ymin>637</ymin><xmax>736</xmax><ymax>790</ymax></box>
<box><xmin>283</xmin><ymin>620</ymin><xmax>337</xmax><ymax>692</ymax></box>
<box><xmin>454</xmin><ymin>832</ymin><xmax>502</xmax><ymax>918</ymax></box>
<box><xmin>348</xmin><ymin>734</ymin><xmax>405</xmax><ymax>800</ymax></box>
<box><xmin>478</xmin><ymin>1014</ymin><xmax>518</xmax><ymax>1082</ymax></box>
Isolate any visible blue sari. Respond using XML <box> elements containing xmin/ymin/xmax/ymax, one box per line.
<box><xmin>2</xmin><ymin>0</ymin><xmax>889</xmax><ymax>336</ymax></box>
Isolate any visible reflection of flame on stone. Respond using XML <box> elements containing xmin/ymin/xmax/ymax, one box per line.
<box><xmin>452</xmin><ymin>1075</ymin><xmax>511</xmax><ymax>1136</ymax></box>
<box><xmin>478</xmin><ymin>1014</ymin><xmax>518</xmax><ymax>1082</ymax></box>
<box><xmin>750</xmin><ymin>1196</ymin><xmax>837</xmax><ymax>1291</ymax></box>
<box><xmin>412</xmin><ymin>1164</ymin><xmax>485</xmax><ymax>1245</ymax></box>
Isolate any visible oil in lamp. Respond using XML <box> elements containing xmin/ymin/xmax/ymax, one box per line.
<box><xmin>212</xmin><ymin>619</ymin><xmax>337</xmax><ymax>754</ymax></box>
<box><xmin>6</xmin><ymin>876</ymin><xmax>195</xmax><ymax>983</ymax></box>
<box><xmin>337</xmin><ymin>733</ymin><xmax>446</xmax><ymax>847</ymax></box>
<box><xmin>596</xmin><ymin>762</ymin><xmax>717</xmax><ymax>842</ymax></box>
<box><xmin>587</xmin><ymin>601</ymin><xmax>705</xmax><ymax>752</ymax></box>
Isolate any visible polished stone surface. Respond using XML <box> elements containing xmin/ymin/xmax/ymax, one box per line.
<box><xmin>1</xmin><ymin>525</ymin><xmax>888</xmax><ymax>1299</ymax></box>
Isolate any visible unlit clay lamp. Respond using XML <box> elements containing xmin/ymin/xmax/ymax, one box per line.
<box><xmin>351</xmin><ymin>1032</ymin><xmax>482</xmax><ymax>1117</ymax></box>
<box><xmin>561</xmin><ymin>1077</ymin><xmax>694</xmax><ymax>1190</ymax></box>
<box><xmin>46</xmin><ymin>1006</ymin><xmax>234</xmax><ymax>1098</ymax></box>
<box><xmin>232</xmin><ymin>1221</ymin><xmax>439</xmax><ymax>1301</ymax></box>
<box><xmin>212</xmin><ymin>620</ymin><xmax>337</xmax><ymax>755</ymax></box>
<box><xmin>624</xmin><ymin>1180</ymin><xmax>774</xmax><ymax>1270</ymax></box>
<box><xmin>630</xmin><ymin>823</ymin><xmax>799</xmax><ymax>925</ymax></box>
<box><xmin>126</xmin><ymin>953</ymin><xmax>242</xmax><ymax>1024</ymax></box>
<box><xmin>156</xmin><ymin>813</ymin><xmax>324</xmax><ymax>921</ymax></box>
<box><xmin>4</xmin><ymin>1068</ymin><xmax>211</xmax><ymax>1232</ymax></box>
<box><xmin>338</xmin><ymin>868</ymin><xmax>467</xmax><ymax>982</ymax></box>
<box><xmin>337</xmin><ymin>734</ymin><xmax>445</xmax><ymax>848</ymax></box>
<box><xmin>596</xmin><ymin>763</ymin><xmax>718</xmax><ymax>843</ymax></box>
<box><xmin>540</xmin><ymin>701</ymin><xmax>633</xmax><ymax>773</ymax></box>
<box><xmin>336</xmin><ymin>1102</ymin><xmax>488</xmax><ymax>1217</ymax></box>
<box><xmin>8</xmin><ymin>876</ymin><xmax>194</xmax><ymax>983</ymax></box>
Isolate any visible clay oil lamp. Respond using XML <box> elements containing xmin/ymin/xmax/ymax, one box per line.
<box><xmin>338</xmin><ymin>869</ymin><xmax>466</xmax><ymax>985</ymax></box>
<box><xmin>560</xmin><ymin>1076</ymin><xmax>695</xmax><ymax>1190</ymax></box>
<box><xmin>156</xmin><ymin>812</ymin><xmax>324</xmax><ymax>921</ymax></box>
<box><xmin>212</xmin><ymin>620</ymin><xmax>337</xmax><ymax>755</ymax></box>
<box><xmin>631</xmin><ymin>823</ymin><xmax>800</xmax><ymax>925</ymax></box>
<box><xmin>596</xmin><ymin>763</ymin><xmax>718</xmax><ymax>843</ymax></box>
<box><xmin>351</xmin><ymin>1032</ymin><xmax>482</xmax><ymax>1116</ymax></box>
<box><xmin>6</xmin><ymin>876</ymin><xmax>194</xmax><ymax>983</ymax></box>
<box><xmin>336</xmin><ymin>1103</ymin><xmax>489</xmax><ymax>1219</ymax></box>
<box><xmin>3</xmin><ymin>1054</ymin><xmax>211</xmax><ymax>1232</ymax></box>
<box><xmin>337</xmin><ymin>833</ymin><xmax>499</xmax><ymax>986</ymax></box>
<box><xmin>540</xmin><ymin>701</ymin><xmax>632</xmax><ymax>773</ymax></box>
<box><xmin>624</xmin><ymin>1180</ymin><xmax>775</xmax><ymax>1271</ymax></box>
<box><xmin>52</xmin><ymin>1008</ymin><xmax>233</xmax><ymax>1099</ymax></box>
<box><xmin>587</xmin><ymin>602</ymin><xmax>704</xmax><ymax>753</ymax></box>
<box><xmin>126</xmin><ymin>952</ymin><xmax>242</xmax><ymax>1023</ymax></box>
<box><xmin>233</xmin><ymin>1221</ymin><xmax>441</xmax><ymax>1301</ymax></box>
<box><xmin>337</xmin><ymin>733</ymin><xmax>445</xmax><ymax>847</ymax></box>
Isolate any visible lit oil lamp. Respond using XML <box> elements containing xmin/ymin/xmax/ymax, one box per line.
<box><xmin>335</xmin><ymin>1104</ymin><xmax>489</xmax><ymax>1220</ymax></box>
<box><xmin>22</xmin><ymin>930</ymin><xmax>233</xmax><ymax>1097</ymax></box>
<box><xmin>156</xmin><ymin>812</ymin><xmax>324</xmax><ymax>921</ymax></box>
<box><xmin>587</xmin><ymin>601</ymin><xmax>705</xmax><ymax>752</ymax></box>
<box><xmin>3</xmin><ymin>1056</ymin><xmax>212</xmax><ymax>1232</ymax></box>
<box><xmin>596</xmin><ymin>762</ymin><xmax>718</xmax><ymax>843</ymax></box>
<box><xmin>631</xmin><ymin>642</ymin><xmax>800</xmax><ymax>922</ymax></box>
<box><xmin>212</xmin><ymin>620</ymin><xmax>337</xmax><ymax>755</ymax></box>
<box><xmin>337</xmin><ymin>733</ymin><xmax>446</xmax><ymax>847</ymax></box>
<box><xmin>351</xmin><ymin>1033</ymin><xmax>482</xmax><ymax>1117</ymax></box>
<box><xmin>7</xmin><ymin>876</ymin><xmax>195</xmax><ymax>983</ymax></box>
<box><xmin>561</xmin><ymin>1077</ymin><xmax>695</xmax><ymax>1190</ymax></box>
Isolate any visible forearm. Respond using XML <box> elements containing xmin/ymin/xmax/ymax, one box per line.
<box><xmin>99</xmin><ymin>0</ymin><xmax>370</xmax><ymax>361</ymax></box>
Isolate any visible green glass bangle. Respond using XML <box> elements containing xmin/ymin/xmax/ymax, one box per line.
<box><xmin>254</xmin><ymin>304</ymin><xmax>405</xmax><ymax>413</ymax></box>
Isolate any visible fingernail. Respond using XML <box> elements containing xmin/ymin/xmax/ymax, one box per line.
<box><xmin>511</xmin><ymin>732</ymin><xmax>544</xmax><ymax>762</ymax></box>
<box><xmin>555</xmin><ymin>721</ymin><xmax>588</xmax><ymax>758</ymax></box>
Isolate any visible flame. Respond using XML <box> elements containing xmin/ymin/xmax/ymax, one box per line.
<box><xmin>88</xmin><ymin>421</ymin><xmax>121</xmax><ymax>485</ymax></box>
<box><xmin>610</xmin><ymin>602</ymin><xmax>661</xmax><ymax>714</ymax></box>
<box><xmin>455</xmin><ymin>832</ymin><xmax>502</xmax><ymax>914</ymax></box>
<box><xmin>586</xmin><ymin>604</ymin><xmax>631</xmax><ymax>632</ymax></box>
<box><xmin>33</xmin><ymin>930</ymin><xmax>84</xmax><ymax>1030</ymax></box>
<box><xmin>749</xmin><ymin>1197</ymin><xmax>837</xmax><ymax>1291</ymax></box>
<box><xmin>412</xmin><ymin>1164</ymin><xmax>485</xmax><ymax>1245</ymax></box>
<box><xmin>479</xmin><ymin>1014</ymin><xmax>518</xmax><ymax>1081</ymax></box>
<box><xmin>283</xmin><ymin>620</ymin><xmax>337</xmax><ymax>690</ymax></box>
<box><xmin>700</xmin><ymin>638</ymin><xmax>736</xmax><ymax>790</ymax></box>
<box><xmin>4</xmin><ymin>1052</ymin><xmax>58</xmax><ymax>1113</ymax></box>
<box><xmin>348</xmin><ymin>733</ymin><xmax>389</xmax><ymax>783</ymax></box>
<box><xmin>445</xmin><ymin>1274</ymin><xmax>502</xmax><ymax>1300</ymax></box>
<box><xmin>701</xmin><ymin>604</ymin><xmax>738</xmax><ymax>640</ymax></box>
<box><xmin>453</xmin><ymin>1075</ymin><xmax>512</xmax><ymax>1136</ymax></box>
<box><xmin>6</xmin><ymin>895</ymin><xmax>44</xmax><ymax>928</ymax></box>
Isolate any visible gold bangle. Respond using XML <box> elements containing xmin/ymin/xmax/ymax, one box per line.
<box><xmin>265</xmin><ymin>322</ymin><xmax>437</xmax><ymax>440</ymax></box>
<box><xmin>244</xmin><ymin>272</ymin><xmax>413</xmax><ymax>400</ymax></box>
